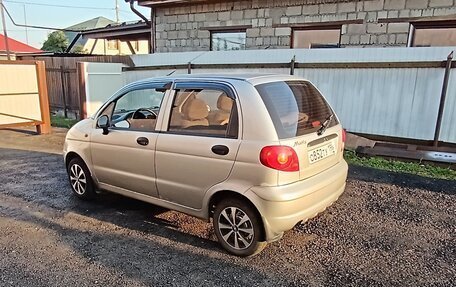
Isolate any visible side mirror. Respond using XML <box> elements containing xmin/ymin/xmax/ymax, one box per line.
<box><xmin>97</xmin><ymin>115</ymin><xmax>110</xmax><ymax>135</ymax></box>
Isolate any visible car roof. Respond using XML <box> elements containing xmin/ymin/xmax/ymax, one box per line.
<box><xmin>132</xmin><ymin>73</ymin><xmax>306</xmax><ymax>86</ymax></box>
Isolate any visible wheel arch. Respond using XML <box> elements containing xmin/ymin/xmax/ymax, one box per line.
<box><xmin>65</xmin><ymin>151</ymin><xmax>83</xmax><ymax>168</ymax></box>
<box><xmin>64</xmin><ymin>151</ymin><xmax>96</xmax><ymax>184</ymax></box>
<box><xmin>208</xmin><ymin>190</ymin><xmax>266</xmax><ymax>241</ymax></box>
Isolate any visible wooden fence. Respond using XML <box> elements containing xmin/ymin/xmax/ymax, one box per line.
<box><xmin>17</xmin><ymin>55</ymin><xmax>133</xmax><ymax>119</ymax></box>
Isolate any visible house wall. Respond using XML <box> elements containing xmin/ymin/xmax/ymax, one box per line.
<box><xmin>153</xmin><ymin>0</ymin><xmax>456</xmax><ymax>52</ymax></box>
<box><xmin>0</xmin><ymin>53</ymin><xmax>16</xmax><ymax>60</ymax></box>
<box><xmin>84</xmin><ymin>39</ymin><xmax>149</xmax><ymax>55</ymax></box>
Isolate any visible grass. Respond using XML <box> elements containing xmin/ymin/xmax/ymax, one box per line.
<box><xmin>48</xmin><ymin>114</ymin><xmax>455</xmax><ymax>180</ymax></box>
<box><xmin>344</xmin><ymin>150</ymin><xmax>456</xmax><ymax>180</ymax></box>
<box><xmin>51</xmin><ymin>115</ymin><xmax>79</xmax><ymax>129</ymax></box>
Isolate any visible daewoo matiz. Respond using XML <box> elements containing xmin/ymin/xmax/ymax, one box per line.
<box><xmin>64</xmin><ymin>74</ymin><xmax>348</xmax><ymax>256</ymax></box>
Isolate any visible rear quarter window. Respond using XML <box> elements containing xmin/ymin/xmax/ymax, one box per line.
<box><xmin>256</xmin><ymin>81</ymin><xmax>337</xmax><ymax>139</ymax></box>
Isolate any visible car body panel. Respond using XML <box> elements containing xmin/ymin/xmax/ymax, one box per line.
<box><xmin>64</xmin><ymin>73</ymin><xmax>349</xmax><ymax>243</ymax></box>
<box><xmin>90</xmin><ymin>128</ymin><xmax>159</xmax><ymax>197</ymax></box>
<box><xmin>246</xmin><ymin>159</ymin><xmax>348</xmax><ymax>241</ymax></box>
<box><xmin>155</xmin><ymin>134</ymin><xmax>241</xmax><ymax>209</ymax></box>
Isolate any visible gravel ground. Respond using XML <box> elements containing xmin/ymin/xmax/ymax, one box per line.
<box><xmin>0</xmin><ymin>147</ymin><xmax>455</xmax><ymax>287</ymax></box>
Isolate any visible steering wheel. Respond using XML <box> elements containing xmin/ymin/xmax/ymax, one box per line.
<box><xmin>132</xmin><ymin>108</ymin><xmax>158</xmax><ymax>120</ymax></box>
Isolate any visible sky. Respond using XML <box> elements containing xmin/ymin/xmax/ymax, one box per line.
<box><xmin>0</xmin><ymin>0</ymin><xmax>150</xmax><ymax>49</ymax></box>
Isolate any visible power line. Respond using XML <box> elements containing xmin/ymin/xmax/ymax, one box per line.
<box><xmin>1</xmin><ymin>3</ymin><xmax>83</xmax><ymax>32</ymax></box>
<box><xmin>4</xmin><ymin>0</ymin><xmax>116</xmax><ymax>10</ymax></box>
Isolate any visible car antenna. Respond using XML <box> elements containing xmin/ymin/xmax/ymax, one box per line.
<box><xmin>166</xmin><ymin>70</ymin><xmax>177</xmax><ymax>76</ymax></box>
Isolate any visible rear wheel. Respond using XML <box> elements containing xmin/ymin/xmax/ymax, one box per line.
<box><xmin>213</xmin><ymin>198</ymin><xmax>267</xmax><ymax>257</ymax></box>
<box><xmin>67</xmin><ymin>157</ymin><xmax>95</xmax><ymax>199</ymax></box>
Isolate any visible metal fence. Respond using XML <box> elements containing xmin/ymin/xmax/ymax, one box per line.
<box><xmin>0</xmin><ymin>60</ymin><xmax>51</xmax><ymax>134</ymax></box>
<box><xmin>118</xmin><ymin>47</ymin><xmax>456</xmax><ymax>144</ymax></box>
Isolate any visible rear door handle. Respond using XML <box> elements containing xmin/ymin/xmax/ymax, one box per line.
<box><xmin>211</xmin><ymin>145</ymin><xmax>229</xmax><ymax>156</ymax></box>
<box><xmin>137</xmin><ymin>137</ymin><xmax>149</xmax><ymax>146</ymax></box>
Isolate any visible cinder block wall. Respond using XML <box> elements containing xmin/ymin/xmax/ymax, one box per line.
<box><xmin>154</xmin><ymin>0</ymin><xmax>456</xmax><ymax>52</ymax></box>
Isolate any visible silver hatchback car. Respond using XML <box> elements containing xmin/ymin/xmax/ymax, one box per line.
<box><xmin>64</xmin><ymin>74</ymin><xmax>348</xmax><ymax>256</ymax></box>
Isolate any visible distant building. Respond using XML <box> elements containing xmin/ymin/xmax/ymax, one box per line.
<box><xmin>66</xmin><ymin>17</ymin><xmax>149</xmax><ymax>55</ymax></box>
<box><xmin>131</xmin><ymin>0</ymin><xmax>456</xmax><ymax>53</ymax></box>
<box><xmin>0</xmin><ymin>34</ymin><xmax>42</xmax><ymax>59</ymax></box>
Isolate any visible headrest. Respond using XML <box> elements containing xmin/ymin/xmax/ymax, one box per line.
<box><xmin>183</xmin><ymin>98</ymin><xmax>209</xmax><ymax>120</ymax></box>
<box><xmin>176</xmin><ymin>91</ymin><xmax>196</xmax><ymax>112</ymax></box>
<box><xmin>217</xmin><ymin>95</ymin><xmax>233</xmax><ymax>112</ymax></box>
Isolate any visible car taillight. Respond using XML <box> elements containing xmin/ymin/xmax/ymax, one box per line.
<box><xmin>260</xmin><ymin>146</ymin><xmax>299</xmax><ymax>172</ymax></box>
<box><xmin>341</xmin><ymin>129</ymin><xmax>347</xmax><ymax>152</ymax></box>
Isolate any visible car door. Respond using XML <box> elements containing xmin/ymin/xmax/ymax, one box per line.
<box><xmin>90</xmin><ymin>82</ymin><xmax>171</xmax><ymax>197</ymax></box>
<box><xmin>155</xmin><ymin>81</ymin><xmax>241</xmax><ymax>209</ymax></box>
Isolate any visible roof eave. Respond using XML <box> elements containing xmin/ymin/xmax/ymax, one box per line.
<box><xmin>137</xmin><ymin>0</ymin><xmax>207</xmax><ymax>7</ymax></box>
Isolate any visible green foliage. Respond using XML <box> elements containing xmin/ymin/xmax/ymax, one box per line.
<box><xmin>51</xmin><ymin>115</ymin><xmax>78</xmax><ymax>129</ymax></box>
<box><xmin>72</xmin><ymin>44</ymin><xmax>87</xmax><ymax>54</ymax></box>
<box><xmin>41</xmin><ymin>31</ymin><xmax>69</xmax><ymax>53</ymax></box>
<box><xmin>344</xmin><ymin>150</ymin><xmax>456</xmax><ymax>180</ymax></box>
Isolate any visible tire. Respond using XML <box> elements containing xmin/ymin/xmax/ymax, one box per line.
<box><xmin>213</xmin><ymin>198</ymin><xmax>267</xmax><ymax>257</ymax></box>
<box><xmin>67</xmin><ymin>157</ymin><xmax>95</xmax><ymax>199</ymax></box>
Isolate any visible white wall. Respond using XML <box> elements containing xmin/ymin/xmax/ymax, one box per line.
<box><xmin>82</xmin><ymin>62</ymin><xmax>124</xmax><ymax>117</ymax></box>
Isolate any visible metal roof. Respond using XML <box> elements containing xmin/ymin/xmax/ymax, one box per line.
<box><xmin>81</xmin><ymin>21</ymin><xmax>150</xmax><ymax>41</ymax></box>
<box><xmin>137</xmin><ymin>0</ymin><xmax>353</xmax><ymax>7</ymax></box>
<box><xmin>0</xmin><ymin>34</ymin><xmax>42</xmax><ymax>53</ymax></box>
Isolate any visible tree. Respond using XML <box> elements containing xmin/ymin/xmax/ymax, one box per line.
<box><xmin>72</xmin><ymin>44</ymin><xmax>87</xmax><ymax>54</ymax></box>
<box><xmin>41</xmin><ymin>31</ymin><xmax>69</xmax><ymax>52</ymax></box>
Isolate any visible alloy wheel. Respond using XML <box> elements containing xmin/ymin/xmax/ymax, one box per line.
<box><xmin>217</xmin><ymin>207</ymin><xmax>255</xmax><ymax>250</ymax></box>
<box><xmin>69</xmin><ymin>164</ymin><xmax>87</xmax><ymax>195</ymax></box>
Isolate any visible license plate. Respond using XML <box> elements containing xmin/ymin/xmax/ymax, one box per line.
<box><xmin>308</xmin><ymin>141</ymin><xmax>336</xmax><ymax>164</ymax></box>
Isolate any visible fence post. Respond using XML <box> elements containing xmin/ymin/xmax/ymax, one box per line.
<box><xmin>59</xmin><ymin>65</ymin><xmax>68</xmax><ymax>118</ymax></box>
<box><xmin>290</xmin><ymin>55</ymin><xmax>296</xmax><ymax>75</ymax></box>
<box><xmin>187</xmin><ymin>62</ymin><xmax>192</xmax><ymax>74</ymax></box>
<box><xmin>433</xmin><ymin>51</ymin><xmax>453</xmax><ymax>147</ymax></box>
<box><xmin>35</xmin><ymin>61</ymin><xmax>51</xmax><ymax>134</ymax></box>
<box><xmin>77</xmin><ymin>62</ymin><xmax>87</xmax><ymax>120</ymax></box>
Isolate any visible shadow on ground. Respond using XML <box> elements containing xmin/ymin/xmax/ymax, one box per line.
<box><xmin>1</xmin><ymin>147</ymin><xmax>455</xmax><ymax>286</ymax></box>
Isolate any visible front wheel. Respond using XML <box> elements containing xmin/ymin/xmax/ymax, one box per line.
<box><xmin>67</xmin><ymin>157</ymin><xmax>95</xmax><ymax>199</ymax></box>
<box><xmin>213</xmin><ymin>198</ymin><xmax>267</xmax><ymax>257</ymax></box>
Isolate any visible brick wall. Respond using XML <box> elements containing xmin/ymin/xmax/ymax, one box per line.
<box><xmin>153</xmin><ymin>0</ymin><xmax>456</xmax><ymax>52</ymax></box>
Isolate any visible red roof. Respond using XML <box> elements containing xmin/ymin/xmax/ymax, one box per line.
<box><xmin>0</xmin><ymin>34</ymin><xmax>42</xmax><ymax>53</ymax></box>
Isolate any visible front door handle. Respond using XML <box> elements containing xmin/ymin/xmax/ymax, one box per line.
<box><xmin>137</xmin><ymin>137</ymin><xmax>149</xmax><ymax>146</ymax></box>
<box><xmin>211</xmin><ymin>145</ymin><xmax>229</xmax><ymax>156</ymax></box>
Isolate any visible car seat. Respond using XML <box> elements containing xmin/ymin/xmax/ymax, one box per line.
<box><xmin>208</xmin><ymin>94</ymin><xmax>233</xmax><ymax>125</ymax></box>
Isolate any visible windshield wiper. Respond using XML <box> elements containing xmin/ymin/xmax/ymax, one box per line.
<box><xmin>317</xmin><ymin>114</ymin><xmax>334</xmax><ymax>136</ymax></box>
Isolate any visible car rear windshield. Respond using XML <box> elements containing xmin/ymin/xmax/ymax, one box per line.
<box><xmin>256</xmin><ymin>81</ymin><xmax>337</xmax><ymax>139</ymax></box>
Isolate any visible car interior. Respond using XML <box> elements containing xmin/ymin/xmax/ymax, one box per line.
<box><xmin>169</xmin><ymin>89</ymin><xmax>236</xmax><ymax>137</ymax></box>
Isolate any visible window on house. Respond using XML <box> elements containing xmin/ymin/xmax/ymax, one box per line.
<box><xmin>107</xmin><ymin>40</ymin><xmax>119</xmax><ymax>50</ymax></box>
<box><xmin>411</xmin><ymin>22</ymin><xmax>456</xmax><ymax>47</ymax></box>
<box><xmin>292</xmin><ymin>28</ymin><xmax>341</xmax><ymax>49</ymax></box>
<box><xmin>211</xmin><ymin>30</ymin><xmax>246</xmax><ymax>51</ymax></box>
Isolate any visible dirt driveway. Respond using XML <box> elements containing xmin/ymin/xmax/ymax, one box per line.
<box><xmin>0</xmin><ymin>129</ymin><xmax>454</xmax><ymax>286</ymax></box>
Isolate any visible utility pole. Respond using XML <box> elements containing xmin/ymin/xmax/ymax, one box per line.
<box><xmin>115</xmin><ymin>0</ymin><xmax>120</xmax><ymax>54</ymax></box>
<box><xmin>115</xmin><ymin>0</ymin><xmax>120</xmax><ymax>23</ymax></box>
<box><xmin>23</xmin><ymin>4</ymin><xmax>28</xmax><ymax>44</ymax></box>
<box><xmin>0</xmin><ymin>0</ymin><xmax>11</xmax><ymax>60</ymax></box>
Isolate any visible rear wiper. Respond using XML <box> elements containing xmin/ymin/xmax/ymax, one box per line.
<box><xmin>317</xmin><ymin>114</ymin><xmax>334</xmax><ymax>136</ymax></box>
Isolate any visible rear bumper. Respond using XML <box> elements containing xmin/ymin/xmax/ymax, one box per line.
<box><xmin>245</xmin><ymin>160</ymin><xmax>348</xmax><ymax>242</ymax></box>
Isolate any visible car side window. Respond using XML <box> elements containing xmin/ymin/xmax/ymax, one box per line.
<box><xmin>168</xmin><ymin>88</ymin><xmax>238</xmax><ymax>138</ymax></box>
<box><xmin>109</xmin><ymin>87</ymin><xmax>166</xmax><ymax>132</ymax></box>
